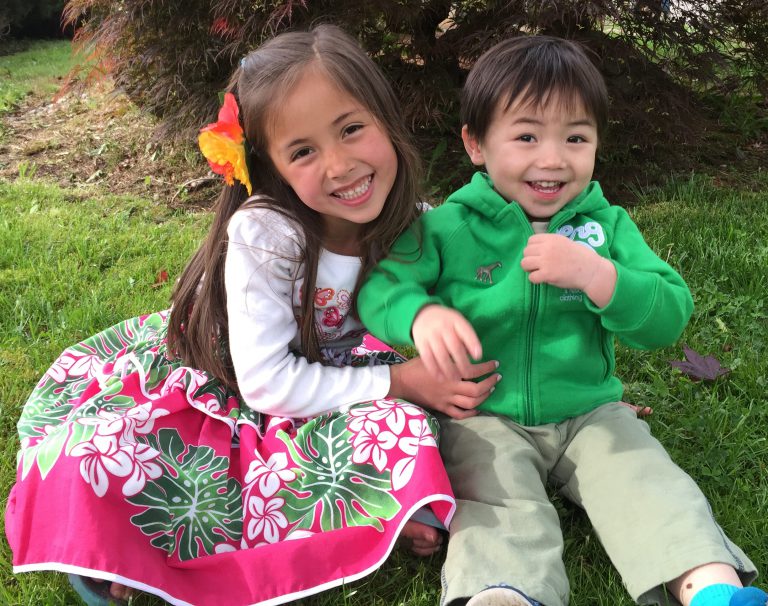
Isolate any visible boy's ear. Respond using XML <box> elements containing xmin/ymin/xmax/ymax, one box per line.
<box><xmin>461</xmin><ymin>125</ymin><xmax>485</xmax><ymax>166</ymax></box>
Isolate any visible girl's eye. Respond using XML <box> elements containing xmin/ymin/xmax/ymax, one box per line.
<box><xmin>567</xmin><ymin>135</ymin><xmax>586</xmax><ymax>143</ymax></box>
<box><xmin>290</xmin><ymin>147</ymin><xmax>313</xmax><ymax>162</ymax></box>
<box><xmin>343</xmin><ymin>123</ymin><xmax>364</xmax><ymax>137</ymax></box>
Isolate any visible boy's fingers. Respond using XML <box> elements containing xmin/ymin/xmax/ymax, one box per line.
<box><xmin>432</xmin><ymin>339</ymin><xmax>461</xmax><ymax>381</ymax></box>
<box><xmin>453</xmin><ymin>317</ymin><xmax>482</xmax><ymax>360</ymax></box>
<box><xmin>520</xmin><ymin>255</ymin><xmax>537</xmax><ymax>272</ymax></box>
<box><xmin>445</xmin><ymin>339</ymin><xmax>474</xmax><ymax>379</ymax></box>
<box><xmin>526</xmin><ymin>269</ymin><xmax>545</xmax><ymax>284</ymax></box>
<box><xmin>417</xmin><ymin>347</ymin><xmax>443</xmax><ymax>380</ymax></box>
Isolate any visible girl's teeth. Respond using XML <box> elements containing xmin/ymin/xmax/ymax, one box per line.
<box><xmin>334</xmin><ymin>176</ymin><xmax>372</xmax><ymax>200</ymax></box>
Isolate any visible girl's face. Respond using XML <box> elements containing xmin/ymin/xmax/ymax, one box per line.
<box><xmin>462</xmin><ymin>93</ymin><xmax>598</xmax><ymax>220</ymax></box>
<box><xmin>267</xmin><ymin>68</ymin><xmax>398</xmax><ymax>253</ymax></box>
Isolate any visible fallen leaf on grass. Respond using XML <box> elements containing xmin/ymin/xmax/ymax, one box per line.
<box><xmin>668</xmin><ymin>344</ymin><xmax>731</xmax><ymax>381</ymax></box>
<box><xmin>152</xmin><ymin>269</ymin><xmax>169</xmax><ymax>288</ymax></box>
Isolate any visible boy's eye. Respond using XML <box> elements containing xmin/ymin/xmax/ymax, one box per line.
<box><xmin>290</xmin><ymin>147</ymin><xmax>313</xmax><ymax>162</ymax></box>
<box><xmin>518</xmin><ymin>134</ymin><xmax>535</xmax><ymax>143</ymax></box>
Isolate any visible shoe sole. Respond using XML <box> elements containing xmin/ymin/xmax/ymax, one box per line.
<box><xmin>466</xmin><ymin>586</ymin><xmax>535</xmax><ymax>606</ymax></box>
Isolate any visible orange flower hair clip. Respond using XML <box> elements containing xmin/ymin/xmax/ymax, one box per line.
<box><xmin>198</xmin><ymin>92</ymin><xmax>253</xmax><ymax>195</ymax></box>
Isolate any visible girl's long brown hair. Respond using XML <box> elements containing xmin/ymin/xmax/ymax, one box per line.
<box><xmin>167</xmin><ymin>24</ymin><xmax>422</xmax><ymax>391</ymax></box>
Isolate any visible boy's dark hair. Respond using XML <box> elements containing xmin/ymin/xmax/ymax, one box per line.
<box><xmin>461</xmin><ymin>36</ymin><xmax>608</xmax><ymax>143</ymax></box>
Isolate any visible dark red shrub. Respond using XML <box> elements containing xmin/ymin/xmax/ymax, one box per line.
<box><xmin>63</xmin><ymin>0</ymin><xmax>768</xmax><ymax>198</ymax></box>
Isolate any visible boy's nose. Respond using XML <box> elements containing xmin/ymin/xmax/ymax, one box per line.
<box><xmin>535</xmin><ymin>143</ymin><xmax>567</xmax><ymax>169</ymax></box>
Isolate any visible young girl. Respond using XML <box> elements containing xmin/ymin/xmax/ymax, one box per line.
<box><xmin>5</xmin><ymin>25</ymin><xmax>498</xmax><ymax>606</ymax></box>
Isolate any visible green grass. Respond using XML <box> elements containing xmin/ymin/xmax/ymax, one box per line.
<box><xmin>1</xmin><ymin>36</ymin><xmax>767</xmax><ymax>606</ymax></box>
<box><xmin>0</xmin><ymin>180</ymin><xmax>211</xmax><ymax>605</ymax></box>
<box><xmin>1</xmin><ymin>174</ymin><xmax>766</xmax><ymax>606</ymax></box>
<box><xmin>0</xmin><ymin>40</ymin><xmax>77</xmax><ymax>116</ymax></box>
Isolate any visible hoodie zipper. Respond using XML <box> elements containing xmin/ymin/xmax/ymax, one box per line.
<box><xmin>521</xmin><ymin>211</ymin><xmax>574</xmax><ymax>426</ymax></box>
<box><xmin>523</xmin><ymin>281</ymin><xmax>539</xmax><ymax>426</ymax></box>
<box><xmin>521</xmin><ymin>214</ymin><xmax>541</xmax><ymax>426</ymax></box>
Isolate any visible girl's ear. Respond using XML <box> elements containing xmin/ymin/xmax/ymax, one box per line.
<box><xmin>461</xmin><ymin>125</ymin><xmax>485</xmax><ymax>166</ymax></box>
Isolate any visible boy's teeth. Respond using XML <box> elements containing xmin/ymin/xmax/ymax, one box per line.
<box><xmin>334</xmin><ymin>176</ymin><xmax>372</xmax><ymax>200</ymax></box>
<box><xmin>530</xmin><ymin>180</ymin><xmax>562</xmax><ymax>192</ymax></box>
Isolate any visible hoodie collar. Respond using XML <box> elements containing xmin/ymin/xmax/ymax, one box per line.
<box><xmin>445</xmin><ymin>172</ymin><xmax>609</xmax><ymax>222</ymax></box>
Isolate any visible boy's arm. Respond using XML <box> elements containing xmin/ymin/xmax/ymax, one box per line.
<box><xmin>586</xmin><ymin>209</ymin><xmax>693</xmax><ymax>349</ymax></box>
<box><xmin>520</xmin><ymin>209</ymin><xmax>692</xmax><ymax>349</ymax></box>
<box><xmin>412</xmin><ymin>304</ymin><xmax>483</xmax><ymax>381</ymax></box>
<box><xmin>522</xmin><ymin>234</ymin><xmax>617</xmax><ymax>307</ymax></box>
<box><xmin>359</xmin><ymin>215</ymin><xmax>485</xmax><ymax>381</ymax></box>
<box><xmin>358</xmin><ymin>220</ymin><xmax>444</xmax><ymax>346</ymax></box>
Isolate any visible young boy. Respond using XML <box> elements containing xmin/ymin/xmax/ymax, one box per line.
<box><xmin>358</xmin><ymin>36</ymin><xmax>765</xmax><ymax>606</ymax></box>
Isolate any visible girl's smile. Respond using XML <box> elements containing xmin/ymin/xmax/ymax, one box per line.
<box><xmin>331</xmin><ymin>174</ymin><xmax>374</xmax><ymax>204</ymax></box>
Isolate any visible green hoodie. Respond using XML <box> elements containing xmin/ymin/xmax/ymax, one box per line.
<box><xmin>359</xmin><ymin>172</ymin><xmax>693</xmax><ymax>425</ymax></box>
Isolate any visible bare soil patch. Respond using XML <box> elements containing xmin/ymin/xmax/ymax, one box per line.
<box><xmin>1</xmin><ymin>77</ymin><xmax>764</xmax><ymax>210</ymax></box>
<box><xmin>0</xmin><ymin>79</ymin><xmax>217</xmax><ymax>208</ymax></box>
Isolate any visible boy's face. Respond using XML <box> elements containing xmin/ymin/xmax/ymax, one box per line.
<box><xmin>462</xmin><ymin>94</ymin><xmax>598</xmax><ymax>219</ymax></box>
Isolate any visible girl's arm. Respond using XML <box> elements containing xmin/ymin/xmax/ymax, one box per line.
<box><xmin>225</xmin><ymin>208</ymin><xmax>390</xmax><ymax>417</ymax></box>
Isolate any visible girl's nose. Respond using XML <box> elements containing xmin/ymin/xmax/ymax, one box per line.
<box><xmin>325</xmin><ymin>146</ymin><xmax>354</xmax><ymax>178</ymax></box>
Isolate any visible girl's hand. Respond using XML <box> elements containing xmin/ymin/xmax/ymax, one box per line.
<box><xmin>389</xmin><ymin>356</ymin><xmax>500</xmax><ymax>419</ymax></box>
<box><xmin>411</xmin><ymin>304</ymin><xmax>483</xmax><ymax>381</ymax></box>
<box><xmin>521</xmin><ymin>234</ymin><xmax>617</xmax><ymax>307</ymax></box>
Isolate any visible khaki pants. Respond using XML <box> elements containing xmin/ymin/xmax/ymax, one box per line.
<box><xmin>439</xmin><ymin>403</ymin><xmax>756</xmax><ymax>606</ymax></box>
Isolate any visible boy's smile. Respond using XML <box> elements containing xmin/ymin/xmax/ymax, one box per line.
<box><xmin>462</xmin><ymin>95</ymin><xmax>598</xmax><ymax>219</ymax></box>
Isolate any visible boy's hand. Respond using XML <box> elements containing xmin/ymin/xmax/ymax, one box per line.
<box><xmin>521</xmin><ymin>234</ymin><xmax>617</xmax><ymax>308</ymax></box>
<box><xmin>389</xmin><ymin>356</ymin><xmax>500</xmax><ymax>419</ymax></box>
<box><xmin>411</xmin><ymin>304</ymin><xmax>483</xmax><ymax>381</ymax></box>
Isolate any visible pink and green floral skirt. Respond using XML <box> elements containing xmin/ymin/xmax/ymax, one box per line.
<box><xmin>6</xmin><ymin>311</ymin><xmax>454</xmax><ymax>606</ymax></box>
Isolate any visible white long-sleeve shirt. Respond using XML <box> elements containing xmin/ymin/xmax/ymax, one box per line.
<box><xmin>224</xmin><ymin>206</ymin><xmax>391</xmax><ymax>418</ymax></box>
